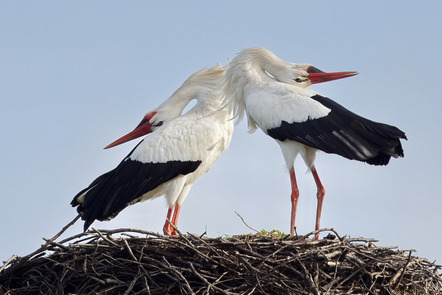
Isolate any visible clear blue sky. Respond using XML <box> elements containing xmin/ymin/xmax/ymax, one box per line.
<box><xmin>1</xmin><ymin>1</ymin><xmax>441</xmax><ymax>265</ymax></box>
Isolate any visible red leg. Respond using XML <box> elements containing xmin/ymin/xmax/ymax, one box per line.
<box><xmin>311</xmin><ymin>165</ymin><xmax>325</xmax><ymax>240</ymax></box>
<box><xmin>289</xmin><ymin>167</ymin><xmax>300</xmax><ymax>237</ymax></box>
<box><xmin>163</xmin><ymin>206</ymin><xmax>174</xmax><ymax>235</ymax></box>
<box><xmin>170</xmin><ymin>204</ymin><xmax>181</xmax><ymax>235</ymax></box>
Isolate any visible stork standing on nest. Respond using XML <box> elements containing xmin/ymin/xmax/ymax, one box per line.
<box><xmin>71</xmin><ymin>65</ymin><xmax>233</xmax><ymax>235</ymax></box>
<box><xmin>221</xmin><ymin>47</ymin><xmax>406</xmax><ymax>238</ymax></box>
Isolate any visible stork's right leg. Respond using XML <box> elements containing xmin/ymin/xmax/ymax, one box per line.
<box><xmin>289</xmin><ymin>167</ymin><xmax>300</xmax><ymax>237</ymax></box>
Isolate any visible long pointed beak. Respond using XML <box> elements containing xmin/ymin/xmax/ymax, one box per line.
<box><xmin>104</xmin><ymin>111</ymin><xmax>157</xmax><ymax>149</ymax></box>
<box><xmin>307</xmin><ymin>66</ymin><xmax>358</xmax><ymax>84</ymax></box>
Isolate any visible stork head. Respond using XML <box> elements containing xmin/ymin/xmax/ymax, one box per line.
<box><xmin>276</xmin><ymin>63</ymin><xmax>358</xmax><ymax>88</ymax></box>
<box><xmin>233</xmin><ymin>48</ymin><xmax>357</xmax><ymax>88</ymax></box>
<box><xmin>104</xmin><ymin>111</ymin><xmax>162</xmax><ymax>149</ymax></box>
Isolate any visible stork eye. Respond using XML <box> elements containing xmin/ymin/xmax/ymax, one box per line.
<box><xmin>155</xmin><ymin>121</ymin><xmax>164</xmax><ymax>127</ymax></box>
<box><xmin>294</xmin><ymin>78</ymin><xmax>307</xmax><ymax>83</ymax></box>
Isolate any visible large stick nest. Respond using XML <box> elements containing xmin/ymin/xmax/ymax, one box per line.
<box><xmin>1</xmin><ymin>228</ymin><xmax>441</xmax><ymax>294</ymax></box>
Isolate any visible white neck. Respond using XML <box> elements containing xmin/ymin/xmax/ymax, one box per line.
<box><xmin>151</xmin><ymin>65</ymin><xmax>226</xmax><ymax>124</ymax></box>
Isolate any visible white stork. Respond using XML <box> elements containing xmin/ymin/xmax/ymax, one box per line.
<box><xmin>71</xmin><ymin>65</ymin><xmax>233</xmax><ymax>235</ymax></box>
<box><xmin>222</xmin><ymin>47</ymin><xmax>406</xmax><ymax>238</ymax></box>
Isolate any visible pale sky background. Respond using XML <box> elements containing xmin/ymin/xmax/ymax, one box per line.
<box><xmin>1</xmin><ymin>1</ymin><xmax>441</xmax><ymax>265</ymax></box>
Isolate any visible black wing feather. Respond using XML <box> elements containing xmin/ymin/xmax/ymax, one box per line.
<box><xmin>267</xmin><ymin>94</ymin><xmax>407</xmax><ymax>165</ymax></box>
<box><xmin>71</xmin><ymin>144</ymin><xmax>201</xmax><ymax>231</ymax></box>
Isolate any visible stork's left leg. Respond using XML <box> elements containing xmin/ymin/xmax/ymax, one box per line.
<box><xmin>311</xmin><ymin>165</ymin><xmax>325</xmax><ymax>240</ymax></box>
<box><xmin>289</xmin><ymin>167</ymin><xmax>300</xmax><ymax>237</ymax></box>
<box><xmin>163</xmin><ymin>206</ymin><xmax>175</xmax><ymax>235</ymax></box>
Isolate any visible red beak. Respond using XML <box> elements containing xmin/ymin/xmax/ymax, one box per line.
<box><xmin>104</xmin><ymin>111</ymin><xmax>157</xmax><ymax>149</ymax></box>
<box><xmin>307</xmin><ymin>66</ymin><xmax>358</xmax><ymax>84</ymax></box>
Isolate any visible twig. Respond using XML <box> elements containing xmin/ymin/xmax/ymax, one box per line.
<box><xmin>0</xmin><ymin>255</ymin><xmax>18</xmax><ymax>273</ymax></box>
<box><xmin>302</xmin><ymin>227</ymin><xmax>344</xmax><ymax>241</ymax></box>
<box><xmin>123</xmin><ymin>239</ymin><xmax>138</xmax><ymax>262</ymax></box>
<box><xmin>234</xmin><ymin>211</ymin><xmax>259</xmax><ymax>233</ymax></box>
<box><xmin>335</xmin><ymin>258</ymin><xmax>374</xmax><ymax>289</ymax></box>
<box><xmin>296</xmin><ymin>258</ymin><xmax>320</xmax><ymax>295</ymax></box>
<box><xmin>3</xmin><ymin>214</ymin><xmax>80</xmax><ymax>270</ymax></box>
<box><xmin>390</xmin><ymin>250</ymin><xmax>413</xmax><ymax>289</ymax></box>
<box><xmin>161</xmin><ymin>256</ymin><xmax>194</xmax><ymax>294</ymax></box>
<box><xmin>165</xmin><ymin>218</ymin><xmax>195</xmax><ymax>247</ymax></box>
<box><xmin>124</xmin><ymin>273</ymin><xmax>139</xmax><ymax>295</ymax></box>
<box><xmin>188</xmin><ymin>262</ymin><xmax>231</xmax><ymax>295</ymax></box>
<box><xmin>91</xmin><ymin>228</ymin><xmax>122</xmax><ymax>248</ymax></box>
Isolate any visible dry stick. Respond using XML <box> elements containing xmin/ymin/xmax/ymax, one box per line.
<box><xmin>44</xmin><ymin>240</ymin><xmax>70</xmax><ymax>251</ymax></box>
<box><xmin>136</xmin><ymin>255</ymin><xmax>153</xmax><ymax>295</ymax></box>
<box><xmin>296</xmin><ymin>258</ymin><xmax>320</xmax><ymax>295</ymax></box>
<box><xmin>123</xmin><ymin>239</ymin><xmax>138</xmax><ymax>262</ymax></box>
<box><xmin>164</xmin><ymin>217</ymin><xmax>185</xmax><ymax>238</ymax></box>
<box><xmin>335</xmin><ymin>258</ymin><xmax>374</xmax><ymax>289</ymax></box>
<box><xmin>124</xmin><ymin>273</ymin><xmax>140</xmax><ymax>295</ymax></box>
<box><xmin>161</xmin><ymin>256</ymin><xmax>195</xmax><ymax>295</ymax></box>
<box><xmin>199</xmin><ymin>229</ymin><xmax>207</xmax><ymax>238</ymax></box>
<box><xmin>213</xmin><ymin>272</ymin><xmax>229</xmax><ymax>287</ymax></box>
<box><xmin>57</xmin><ymin>231</ymin><xmax>96</xmax><ymax>245</ymax></box>
<box><xmin>302</xmin><ymin>227</ymin><xmax>344</xmax><ymax>241</ymax></box>
<box><xmin>390</xmin><ymin>250</ymin><xmax>413</xmax><ymax>289</ymax></box>
<box><xmin>164</xmin><ymin>218</ymin><xmax>195</xmax><ymax>248</ymax></box>
<box><xmin>0</xmin><ymin>255</ymin><xmax>18</xmax><ymax>273</ymax></box>
<box><xmin>188</xmin><ymin>262</ymin><xmax>231</xmax><ymax>295</ymax></box>
<box><xmin>168</xmin><ymin>238</ymin><xmax>227</xmax><ymax>269</ymax></box>
<box><xmin>141</xmin><ymin>275</ymin><xmax>152</xmax><ymax>295</ymax></box>
<box><xmin>91</xmin><ymin>228</ymin><xmax>122</xmax><ymax>248</ymax></box>
<box><xmin>188</xmin><ymin>233</ymin><xmax>221</xmax><ymax>257</ymax></box>
<box><xmin>234</xmin><ymin>211</ymin><xmax>259</xmax><ymax>233</ymax></box>
<box><xmin>237</xmin><ymin>253</ymin><xmax>266</xmax><ymax>294</ymax></box>
<box><xmin>2</xmin><ymin>214</ymin><xmax>81</xmax><ymax>271</ymax></box>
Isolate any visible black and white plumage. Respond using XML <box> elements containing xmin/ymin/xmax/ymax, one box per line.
<box><xmin>71</xmin><ymin>65</ymin><xmax>233</xmax><ymax>234</ymax></box>
<box><xmin>222</xmin><ymin>47</ymin><xmax>406</xmax><ymax>238</ymax></box>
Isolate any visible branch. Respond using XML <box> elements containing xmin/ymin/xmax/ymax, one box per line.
<box><xmin>234</xmin><ymin>211</ymin><xmax>259</xmax><ymax>233</ymax></box>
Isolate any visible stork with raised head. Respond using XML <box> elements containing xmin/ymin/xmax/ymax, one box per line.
<box><xmin>71</xmin><ymin>65</ymin><xmax>233</xmax><ymax>235</ymax></box>
<box><xmin>222</xmin><ymin>47</ymin><xmax>406</xmax><ymax>238</ymax></box>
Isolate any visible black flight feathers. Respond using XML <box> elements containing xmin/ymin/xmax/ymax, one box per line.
<box><xmin>267</xmin><ymin>94</ymin><xmax>407</xmax><ymax>166</ymax></box>
<box><xmin>71</xmin><ymin>146</ymin><xmax>201</xmax><ymax>231</ymax></box>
